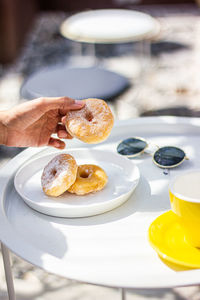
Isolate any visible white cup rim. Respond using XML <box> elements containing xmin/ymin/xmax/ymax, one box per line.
<box><xmin>169</xmin><ymin>169</ymin><xmax>200</xmax><ymax>203</ymax></box>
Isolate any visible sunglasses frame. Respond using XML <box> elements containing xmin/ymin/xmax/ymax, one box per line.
<box><xmin>117</xmin><ymin>136</ymin><xmax>149</xmax><ymax>158</ymax></box>
<box><xmin>117</xmin><ymin>137</ymin><xmax>188</xmax><ymax>169</ymax></box>
<box><xmin>152</xmin><ymin>146</ymin><xmax>188</xmax><ymax>169</ymax></box>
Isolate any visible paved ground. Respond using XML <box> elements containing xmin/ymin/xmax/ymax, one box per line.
<box><xmin>1</xmin><ymin>4</ymin><xmax>200</xmax><ymax>299</ymax></box>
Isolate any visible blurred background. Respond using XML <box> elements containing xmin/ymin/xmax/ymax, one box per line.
<box><xmin>1</xmin><ymin>0</ymin><xmax>200</xmax><ymax>299</ymax></box>
<box><xmin>1</xmin><ymin>0</ymin><xmax>200</xmax><ymax>118</ymax></box>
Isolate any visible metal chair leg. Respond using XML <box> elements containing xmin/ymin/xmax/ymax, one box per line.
<box><xmin>1</xmin><ymin>243</ymin><xmax>16</xmax><ymax>300</ymax></box>
<box><xmin>121</xmin><ymin>288</ymin><xmax>126</xmax><ymax>300</ymax></box>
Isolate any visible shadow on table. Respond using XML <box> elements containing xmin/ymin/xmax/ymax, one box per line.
<box><xmin>6</xmin><ymin>189</ymin><xmax>69</xmax><ymax>259</ymax></box>
<box><xmin>159</xmin><ymin>256</ymin><xmax>195</xmax><ymax>271</ymax></box>
<box><xmin>48</xmin><ymin>174</ymin><xmax>169</xmax><ymax>227</ymax></box>
<box><xmin>1</xmin><ymin>173</ymin><xmax>68</xmax><ymax>260</ymax></box>
<box><xmin>45</xmin><ymin>131</ymin><xmax>196</xmax><ymax>227</ymax></box>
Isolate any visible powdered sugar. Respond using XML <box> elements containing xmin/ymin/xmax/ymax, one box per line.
<box><xmin>65</xmin><ymin>99</ymin><xmax>114</xmax><ymax>143</ymax></box>
<box><xmin>41</xmin><ymin>154</ymin><xmax>73</xmax><ymax>190</ymax></box>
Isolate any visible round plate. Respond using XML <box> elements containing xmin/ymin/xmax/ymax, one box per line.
<box><xmin>148</xmin><ymin>210</ymin><xmax>200</xmax><ymax>268</ymax></box>
<box><xmin>60</xmin><ymin>9</ymin><xmax>160</xmax><ymax>43</ymax></box>
<box><xmin>14</xmin><ymin>149</ymin><xmax>140</xmax><ymax>218</ymax></box>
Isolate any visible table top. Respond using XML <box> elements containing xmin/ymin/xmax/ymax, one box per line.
<box><xmin>1</xmin><ymin>117</ymin><xmax>200</xmax><ymax>289</ymax></box>
<box><xmin>60</xmin><ymin>9</ymin><xmax>160</xmax><ymax>44</ymax></box>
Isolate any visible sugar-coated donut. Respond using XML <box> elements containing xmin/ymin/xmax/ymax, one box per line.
<box><xmin>41</xmin><ymin>154</ymin><xmax>77</xmax><ymax>197</ymax></box>
<box><xmin>65</xmin><ymin>98</ymin><xmax>114</xmax><ymax>144</ymax></box>
<box><xmin>67</xmin><ymin>164</ymin><xmax>108</xmax><ymax>195</ymax></box>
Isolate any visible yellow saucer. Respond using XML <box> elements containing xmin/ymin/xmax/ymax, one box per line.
<box><xmin>148</xmin><ymin>210</ymin><xmax>200</xmax><ymax>269</ymax></box>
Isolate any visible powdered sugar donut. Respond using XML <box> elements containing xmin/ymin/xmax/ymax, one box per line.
<box><xmin>41</xmin><ymin>154</ymin><xmax>77</xmax><ymax>197</ymax></box>
<box><xmin>65</xmin><ymin>98</ymin><xmax>114</xmax><ymax>144</ymax></box>
<box><xmin>68</xmin><ymin>164</ymin><xmax>108</xmax><ymax>195</ymax></box>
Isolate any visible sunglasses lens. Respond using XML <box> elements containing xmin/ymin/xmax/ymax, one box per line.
<box><xmin>153</xmin><ymin>146</ymin><xmax>185</xmax><ymax>168</ymax></box>
<box><xmin>117</xmin><ymin>138</ymin><xmax>147</xmax><ymax>156</ymax></box>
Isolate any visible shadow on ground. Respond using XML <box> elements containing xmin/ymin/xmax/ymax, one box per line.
<box><xmin>151</xmin><ymin>40</ymin><xmax>190</xmax><ymax>57</ymax></box>
<box><xmin>140</xmin><ymin>106</ymin><xmax>200</xmax><ymax>118</ymax></box>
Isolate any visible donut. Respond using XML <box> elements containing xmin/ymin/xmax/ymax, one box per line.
<box><xmin>41</xmin><ymin>154</ymin><xmax>77</xmax><ymax>197</ymax></box>
<box><xmin>67</xmin><ymin>164</ymin><xmax>108</xmax><ymax>195</ymax></box>
<box><xmin>65</xmin><ymin>98</ymin><xmax>114</xmax><ymax>144</ymax></box>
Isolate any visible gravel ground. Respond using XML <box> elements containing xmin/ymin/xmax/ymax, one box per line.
<box><xmin>1</xmin><ymin>4</ymin><xmax>200</xmax><ymax>300</ymax></box>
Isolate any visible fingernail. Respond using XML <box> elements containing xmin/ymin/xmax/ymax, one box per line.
<box><xmin>60</xmin><ymin>142</ymin><xmax>66</xmax><ymax>149</ymax></box>
<box><xmin>55</xmin><ymin>141</ymin><xmax>61</xmax><ymax>148</ymax></box>
<box><xmin>59</xmin><ymin>130</ymin><xmax>68</xmax><ymax>138</ymax></box>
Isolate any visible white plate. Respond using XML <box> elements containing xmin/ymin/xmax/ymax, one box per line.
<box><xmin>14</xmin><ymin>149</ymin><xmax>140</xmax><ymax>218</ymax></box>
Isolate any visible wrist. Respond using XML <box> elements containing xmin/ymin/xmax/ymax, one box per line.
<box><xmin>0</xmin><ymin>111</ymin><xmax>8</xmax><ymax>145</ymax></box>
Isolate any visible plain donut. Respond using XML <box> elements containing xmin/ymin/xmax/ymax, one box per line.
<box><xmin>67</xmin><ymin>164</ymin><xmax>108</xmax><ymax>195</ymax></box>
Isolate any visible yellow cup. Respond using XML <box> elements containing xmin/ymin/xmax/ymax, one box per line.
<box><xmin>169</xmin><ymin>170</ymin><xmax>200</xmax><ymax>248</ymax></box>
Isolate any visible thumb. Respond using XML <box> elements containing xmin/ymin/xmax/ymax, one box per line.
<box><xmin>9</xmin><ymin>97</ymin><xmax>85</xmax><ymax>129</ymax></box>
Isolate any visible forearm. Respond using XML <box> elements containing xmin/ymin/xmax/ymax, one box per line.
<box><xmin>0</xmin><ymin>112</ymin><xmax>7</xmax><ymax>145</ymax></box>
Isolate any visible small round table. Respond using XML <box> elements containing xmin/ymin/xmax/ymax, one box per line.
<box><xmin>1</xmin><ymin>117</ymin><xmax>200</xmax><ymax>300</ymax></box>
<box><xmin>21</xmin><ymin>9</ymin><xmax>160</xmax><ymax>101</ymax></box>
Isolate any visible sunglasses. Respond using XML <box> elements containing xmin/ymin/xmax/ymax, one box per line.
<box><xmin>117</xmin><ymin>137</ymin><xmax>188</xmax><ymax>169</ymax></box>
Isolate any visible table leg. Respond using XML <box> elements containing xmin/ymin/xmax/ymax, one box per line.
<box><xmin>87</xmin><ymin>43</ymin><xmax>96</xmax><ymax>58</ymax></box>
<box><xmin>1</xmin><ymin>243</ymin><xmax>16</xmax><ymax>300</ymax></box>
<box><xmin>142</xmin><ymin>40</ymin><xmax>151</xmax><ymax>60</ymax></box>
<box><xmin>72</xmin><ymin>41</ymin><xmax>83</xmax><ymax>57</ymax></box>
<box><xmin>121</xmin><ymin>288</ymin><xmax>126</xmax><ymax>300</ymax></box>
<box><xmin>70</xmin><ymin>41</ymin><xmax>97</xmax><ymax>66</ymax></box>
<box><xmin>85</xmin><ymin>43</ymin><xmax>98</xmax><ymax>65</ymax></box>
<box><xmin>137</xmin><ymin>40</ymin><xmax>151</xmax><ymax>75</ymax></box>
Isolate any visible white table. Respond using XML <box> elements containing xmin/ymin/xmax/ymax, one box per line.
<box><xmin>1</xmin><ymin>117</ymin><xmax>200</xmax><ymax>300</ymax></box>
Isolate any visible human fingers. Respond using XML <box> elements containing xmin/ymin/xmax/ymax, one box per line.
<box><xmin>48</xmin><ymin>137</ymin><xmax>66</xmax><ymax>149</ymax></box>
<box><xmin>6</xmin><ymin>97</ymin><xmax>84</xmax><ymax>129</ymax></box>
<box><xmin>38</xmin><ymin>97</ymin><xmax>85</xmax><ymax>114</ymax></box>
<box><xmin>56</xmin><ymin>124</ymin><xmax>73</xmax><ymax>139</ymax></box>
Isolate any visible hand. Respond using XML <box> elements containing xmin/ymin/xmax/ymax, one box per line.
<box><xmin>0</xmin><ymin>97</ymin><xmax>85</xmax><ymax>149</ymax></box>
